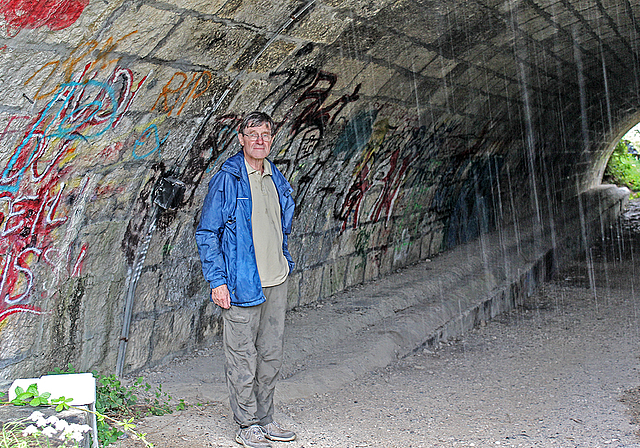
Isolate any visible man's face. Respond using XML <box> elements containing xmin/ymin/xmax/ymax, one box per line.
<box><xmin>238</xmin><ymin>122</ymin><xmax>272</xmax><ymax>165</ymax></box>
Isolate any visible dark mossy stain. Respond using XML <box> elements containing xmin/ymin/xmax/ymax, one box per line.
<box><xmin>296</xmin><ymin>43</ymin><xmax>314</xmax><ymax>57</ymax></box>
<box><xmin>195</xmin><ymin>300</ymin><xmax>221</xmax><ymax>344</ymax></box>
<box><xmin>121</xmin><ymin>163</ymin><xmax>164</xmax><ymax>265</ymax></box>
<box><xmin>197</xmin><ymin>29</ymin><xmax>226</xmax><ymax>51</ymax></box>
<box><xmin>52</xmin><ymin>277</ymin><xmax>86</xmax><ymax>364</ymax></box>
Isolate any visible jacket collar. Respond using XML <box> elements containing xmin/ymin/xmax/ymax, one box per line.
<box><xmin>222</xmin><ymin>151</ymin><xmax>272</xmax><ymax>179</ymax></box>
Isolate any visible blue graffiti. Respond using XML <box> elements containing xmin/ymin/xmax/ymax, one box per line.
<box><xmin>332</xmin><ymin>109</ymin><xmax>378</xmax><ymax>160</ymax></box>
<box><xmin>132</xmin><ymin>124</ymin><xmax>170</xmax><ymax>159</ymax></box>
<box><xmin>0</xmin><ymin>80</ymin><xmax>117</xmax><ymax>193</ymax></box>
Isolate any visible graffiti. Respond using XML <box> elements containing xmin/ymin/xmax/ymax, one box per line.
<box><xmin>335</xmin><ymin>117</ymin><xmax>461</xmax><ymax>230</ymax></box>
<box><xmin>152</xmin><ymin>71</ymin><xmax>213</xmax><ymax>117</ymax></box>
<box><xmin>0</xmin><ymin>31</ymin><xmax>156</xmax><ymax>323</ymax></box>
<box><xmin>71</xmin><ymin>243</ymin><xmax>87</xmax><ymax>277</ymax></box>
<box><xmin>262</xmin><ymin>67</ymin><xmax>361</xmax><ymax>139</ymax></box>
<box><xmin>24</xmin><ymin>32</ymin><xmax>138</xmax><ymax>101</ymax></box>
<box><xmin>0</xmin><ymin>80</ymin><xmax>116</xmax><ymax>193</ymax></box>
<box><xmin>254</xmin><ymin>67</ymin><xmax>361</xmax><ymax>216</ymax></box>
<box><xmin>133</xmin><ymin>124</ymin><xmax>170</xmax><ymax>159</ymax></box>
<box><xmin>0</xmin><ymin>177</ymin><xmax>70</xmax><ymax>322</ymax></box>
<box><xmin>0</xmin><ymin>0</ymin><xmax>89</xmax><ymax>36</ymax></box>
<box><xmin>179</xmin><ymin>114</ymin><xmax>243</xmax><ymax>208</ymax></box>
<box><xmin>0</xmin><ymin>304</ymin><xmax>46</xmax><ymax>322</ymax></box>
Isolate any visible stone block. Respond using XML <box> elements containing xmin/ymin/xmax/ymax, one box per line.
<box><xmin>232</xmin><ymin>79</ymin><xmax>276</xmax><ymax>113</ymax></box>
<box><xmin>123</xmin><ymin>318</ymin><xmax>154</xmax><ymax>372</ymax></box>
<box><xmin>217</xmin><ymin>0</ymin><xmax>290</xmax><ymax>28</ymax></box>
<box><xmin>298</xmin><ymin>266</ymin><xmax>323</xmax><ymax>305</ymax></box>
<box><xmin>153</xmin><ymin>18</ymin><xmax>252</xmax><ymax>70</ymax></box>
<box><xmin>352</xmin><ymin>63</ymin><xmax>395</xmax><ymax>97</ymax></box>
<box><xmin>419</xmin><ymin>232</ymin><xmax>432</xmax><ymax>259</ymax></box>
<box><xmin>344</xmin><ymin>254</ymin><xmax>365</xmax><ymax>288</ymax></box>
<box><xmin>286</xmin><ymin>271</ymin><xmax>301</xmax><ymax>309</ymax></box>
<box><xmin>290</xmin><ymin>5</ymin><xmax>351</xmax><ymax>44</ymax></box>
<box><xmin>45</xmin><ymin>0</ymin><xmax>123</xmax><ymax>46</ymax></box>
<box><xmin>251</xmin><ymin>40</ymin><xmax>299</xmax><ymax>73</ymax></box>
<box><xmin>162</xmin><ymin>0</ymin><xmax>227</xmax><ymax>14</ymax></box>
<box><xmin>332</xmin><ymin>227</ymin><xmax>357</xmax><ymax>258</ymax></box>
<box><xmin>78</xmin><ymin>222</ymin><xmax>128</xmax><ymax>278</ymax></box>
<box><xmin>532</xmin><ymin>24</ymin><xmax>558</xmax><ymax>41</ymax></box>
<box><xmin>132</xmin><ymin>269</ymin><xmax>164</xmax><ymax>315</ymax></box>
<box><xmin>0</xmin><ymin>50</ymin><xmax>57</xmax><ymax>108</ymax></box>
<box><xmin>407</xmin><ymin>234</ymin><xmax>421</xmax><ymax>264</ymax></box>
<box><xmin>149</xmin><ymin>310</ymin><xmax>194</xmax><ymax>364</ymax></box>
<box><xmin>364</xmin><ymin>250</ymin><xmax>380</xmax><ymax>281</ymax></box>
<box><xmin>324</xmin><ymin>0</ymin><xmax>395</xmax><ymax>18</ymax></box>
<box><xmin>320</xmin><ymin>257</ymin><xmax>348</xmax><ymax>298</ymax></box>
<box><xmin>395</xmin><ymin>46</ymin><xmax>437</xmax><ymax>73</ymax></box>
<box><xmin>105</xmin><ymin>5</ymin><xmax>181</xmax><ymax>59</ymax></box>
<box><xmin>379</xmin><ymin>74</ymin><xmax>413</xmax><ymax>102</ymax></box>
<box><xmin>421</xmin><ymin>55</ymin><xmax>458</xmax><ymax>79</ymax></box>
<box><xmin>366</xmin><ymin>34</ymin><xmax>412</xmax><ymax>61</ymax></box>
<box><xmin>430</xmin><ymin>227</ymin><xmax>444</xmax><ymax>255</ymax></box>
<box><xmin>321</xmin><ymin>57</ymin><xmax>368</xmax><ymax>91</ymax></box>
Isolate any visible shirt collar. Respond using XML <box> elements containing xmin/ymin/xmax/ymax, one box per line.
<box><xmin>244</xmin><ymin>158</ymin><xmax>272</xmax><ymax>176</ymax></box>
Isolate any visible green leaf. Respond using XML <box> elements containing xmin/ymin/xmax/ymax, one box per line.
<box><xmin>16</xmin><ymin>392</ymin><xmax>33</xmax><ymax>401</ymax></box>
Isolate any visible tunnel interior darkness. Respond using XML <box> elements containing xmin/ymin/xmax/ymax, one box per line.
<box><xmin>0</xmin><ymin>0</ymin><xmax>638</xmax><ymax>378</ymax></box>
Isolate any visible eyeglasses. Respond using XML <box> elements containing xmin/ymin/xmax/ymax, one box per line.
<box><xmin>243</xmin><ymin>132</ymin><xmax>272</xmax><ymax>142</ymax></box>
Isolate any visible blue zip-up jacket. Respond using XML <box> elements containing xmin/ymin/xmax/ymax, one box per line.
<box><xmin>195</xmin><ymin>151</ymin><xmax>295</xmax><ymax>307</ymax></box>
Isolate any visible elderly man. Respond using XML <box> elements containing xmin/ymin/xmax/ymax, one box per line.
<box><xmin>195</xmin><ymin>111</ymin><xmax>296</xmax><ymax>448</ymax></box>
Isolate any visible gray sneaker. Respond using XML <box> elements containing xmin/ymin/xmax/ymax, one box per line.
<box><xmin>236</xmin><ymin>425</ymin><xmax>272</xmax><ymax>448</ymax></box>
<box><xmin>261</xmin><ymin>421</ymin><xmax>296</xmax><ymax>442</ymax></box>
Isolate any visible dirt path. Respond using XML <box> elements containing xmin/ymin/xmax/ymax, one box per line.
<box><xmin>113</xmin><ymin>261</ymin><xmax>640</xmax><ymax>448</ymax></box>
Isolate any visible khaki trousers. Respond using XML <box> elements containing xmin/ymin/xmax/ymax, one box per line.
<box><xmin>222</xmin><ymin>279</ymin><xmax>288</xmax><ymax>427</ymax></box>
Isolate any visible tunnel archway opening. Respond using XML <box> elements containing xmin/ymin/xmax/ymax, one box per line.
<box><xmin>602</xmin><ymin>123</ymin><xmax>640</xmax><ymax>199</ymax></box>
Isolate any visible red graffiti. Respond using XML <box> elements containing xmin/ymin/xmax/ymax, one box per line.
<box><xmin>0</xmin><ymin>177</ymin><xmax>69</xmax><ymax>306</ymax></box>
<box><xmin>0</xmin><ymin>304</ymin><xmax>46</xmax><ymax>323</ymax></box>
<box><xmin>0</xmin><ymin>0</ymin><xmax>89</xmax><ymax>36</ymax></box>
<box><xmin>367</xmin><ymin>148</ymin><xmax>410</xmax><ymax>224</ymax></box>
<box><xmin>338</xmin><ymin>165</ymin><xmax>371</xmax><ymax>231</ymax></box>
<box><xmin>71</xmin><ymin>243</ymin><xmax>87</xmax><ymax>277</ymax></box>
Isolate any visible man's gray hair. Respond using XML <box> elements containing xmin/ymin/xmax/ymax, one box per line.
<box><xmin>239</xmin><ymin>111</ymin><xmax>274</xmax><ymax>134</ymax></box>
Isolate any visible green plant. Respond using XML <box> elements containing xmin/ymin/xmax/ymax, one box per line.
<box><xmin>48</xmin><ymin>363</ymin><xmax>77</xmax><ymax>375</ymax></box>
<box><xmin>604</xmin><ymin>140</ymin><xmax>640</xmax><ymax>198</ymax></box>
<box><xmin>1</xmin><ymin>384</ymin><xmax>141</xmax><ymax>447</ymax></box>
<box><xmin>3</xmin><ymin>366</ymin><xmax>185</xmax><ymax>447</ymax></box>
<box><xmin>91</xmin><ymin>372</ymin><xmax>185</xmax><ymax>444</ymax></box>
<box><xmin>354</xmin><ymin>229</ymin><xmax>371</xmax><ymax>270</ymax></box>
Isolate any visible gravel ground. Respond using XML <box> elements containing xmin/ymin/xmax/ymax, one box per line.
<box><xmin>113</xmin><ymin>203</ymin><xmax>640</xmax><ymax>448</ymax></box>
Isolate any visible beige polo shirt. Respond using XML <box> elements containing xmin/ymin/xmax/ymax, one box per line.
<box><xmin>245</xmin><ymin>158</ymin><xmax>289</xmax><ymax>287</ymax></box>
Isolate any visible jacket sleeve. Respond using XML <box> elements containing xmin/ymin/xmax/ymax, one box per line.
<box><xmin>195</xmin><ymin>174</ymin><xmax>230</xmax><ymax>290</ymax></box>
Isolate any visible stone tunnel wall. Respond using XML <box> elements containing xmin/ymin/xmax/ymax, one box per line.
<box><xmin>0</xmin><ymin>0</ymin><xmax>638</xmax><ymax>381</ymax></box>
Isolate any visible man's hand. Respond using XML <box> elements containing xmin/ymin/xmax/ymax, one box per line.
<box><xmin>211</xmin><ymin>284</ymin><xmax>231</xmax><ymax>309</ymax></box>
